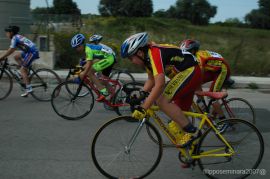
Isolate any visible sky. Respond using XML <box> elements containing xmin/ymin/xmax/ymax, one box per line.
<box><xmin>30</xmin><ymin>0</ymin><xmax>259</xmax><ymax>22</ymax></box>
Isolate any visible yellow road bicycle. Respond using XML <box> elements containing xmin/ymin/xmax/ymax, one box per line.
<box><xmin>91</xmin><ymin>103</ymin><xmax>264</xmax><ymax>178</ymax></box>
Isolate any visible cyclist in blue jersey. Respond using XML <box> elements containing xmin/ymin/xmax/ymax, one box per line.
<box><xmin>71</xmin><ymin>34</ymin><xmax>116</xmax><ymax>101</ymax></box>
<box><xmin>0</xmin><ymin>26</ymin><xmax>39</xmax><ymax>97</ymax></box>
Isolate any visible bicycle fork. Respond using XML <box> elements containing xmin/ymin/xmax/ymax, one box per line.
<box><xmin>125</xmin><ymin>118</ymin><xmax>147</xmax><ymax>154</ymax></box>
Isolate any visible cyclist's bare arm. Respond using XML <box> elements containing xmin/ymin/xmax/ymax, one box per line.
<box><xmin>143</xmin><ymin>70</ymin><xmax>155</xmax><ymax>92</ymax></box>
<box><xmin>142</xmin><ymin>73</ymin><xmax>165</xmax><ymax>110</ymax></box>
<box><xmin>0</xmin><ymin>48</ymin><xmax>16</xmax><ymax>60</ymax></box>
<box><xmin>79</xmin><ymin>60</ymin><xmax>92</xmax><ymax>79</ymax></box>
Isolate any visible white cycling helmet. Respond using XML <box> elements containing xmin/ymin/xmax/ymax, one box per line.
<box><xmin>89</xmin><ymin>34</ymin><xmax>103</xmax><ymax>43</ymax></box>
<box><xmin>121</xmin><ymin>32</ymin><xmax>148</xmax><ymax>58</ymax></box>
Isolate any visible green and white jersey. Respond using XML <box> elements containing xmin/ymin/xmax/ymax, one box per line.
<box><xmin>85</xmin><ymin>43</ymin><xmax>115</xmax><ymax>61</ymax></box>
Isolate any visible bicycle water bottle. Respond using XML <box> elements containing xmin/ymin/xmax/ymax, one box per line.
<box><xmin>168</xmin><ymin>121</ymin><xmax>182</xmax><ymax>141</ymax></box>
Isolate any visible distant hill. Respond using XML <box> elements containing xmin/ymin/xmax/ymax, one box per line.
<box><xmin>56</xmin><ymin>17</ymin><xmax>270</xmax><ymax>76</ymax></box>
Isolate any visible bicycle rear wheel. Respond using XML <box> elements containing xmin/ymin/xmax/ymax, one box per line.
<box><xmin>221</xmin><ymin>97</ymin><xmax>256</xmax><ymax>124</ymax></box>
<box><xmin>197</xmin><ymin>118</ymin><xmax>264</xmax><ymax>179</ymax></box>
<box><xmin>51</xmin><ymin>81</ymin><xmax>94</xmax><ymax>120</ymax></box>
<box><xmin>0</xmin><ymin>69</ymin><xmax>13</xmax><ymax>100</ymax></box>
<box><xmin>91</xmin><ymin>116</ymin><xmax>163</xmax><ymax>179</ymax></box>
<box><xmin>29</xmin><ymin>68</ymin><xmax>61</xmax><ymax>101</ymax></box>
<box><xmin>109</xmin><ymin>71</ymin><xmax>135</xmax><ymax>84</ymax></box>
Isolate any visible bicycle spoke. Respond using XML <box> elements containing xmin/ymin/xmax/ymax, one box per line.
<box><xmin>197</xmin><ymin>119</ymin><xmax>264</xmax><ymax>179</ymax></box>
<box><xmin>51</xmin><ymin>81</ymin><xmax>94</xmax><ymax>120</ymax></box>
<box><xmin>92</xmin><ymin>116</ymin><xmax>162</xmax><ymax>178</ymax></box>
<box><xmin>30</xmin><ymin>69</ymin><xmax>61</xmax><ymax>101</ymax></box>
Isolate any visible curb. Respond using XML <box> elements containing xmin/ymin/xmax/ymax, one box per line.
<box><xmin>54</xmin><ymin>71</ymin><xmax>270</xmax><ymax>89</ymax></box>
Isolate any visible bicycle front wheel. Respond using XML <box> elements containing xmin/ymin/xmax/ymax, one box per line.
<box><xmin>222</xmin><ymin>97</ymin><xmax>256</xmax><ymax>124</ymax></box>
<box><xmin>197</xmin><ymin>118</ymin><xmax>264</xmax><ymax>179</ymax></box>
<box><xmin>29</xmin><ymin>68</ymin><xmax>61</xmax><ymax>101</ymax></box>
<box><xmin>51</xmin><ymin>81</ymin><xmax>94</xmax><ymax>120</ymax></box>
<box><xmin>91</xmin><ymin>116</ymin><xmax>163</xmax><ymax>179</ymax></box>
<box><xmin>0</xmin><ymin>69</ymin><xmax>13</xmax><ymax>100</ymax></box>
<box><xmin>113</xmin><ymin>82</ymin><xmax>144</xmax><ymax>116</ymax></box>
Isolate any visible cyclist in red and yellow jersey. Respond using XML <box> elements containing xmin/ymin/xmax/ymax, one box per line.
<box><xmin>180</xmin><ymin>39</ymin><xmax>231</xmax><ymax>119</ymax></box>
<box><xmin>121</xmin><ymin>32</ymin><xmax>202</xmax><ymax>147</ymax></box>
<box><xmin>180</xmin><ymin>40</ymin><xmax>230</xmax><ymax>92</ymax></box>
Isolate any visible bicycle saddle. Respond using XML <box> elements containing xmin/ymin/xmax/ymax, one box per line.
<box><xmin>195</xmin><ymin>91</ymin><xmax>228</xmax><ymax>99</ymax></box>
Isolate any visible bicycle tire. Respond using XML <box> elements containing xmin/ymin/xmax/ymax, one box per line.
<box><xmin>0</xmin><ymin>69</ymin><xmax>13</xmax><ymax>100</ymax></box>
<box><xmin>51</xmin><ymin>81</ymin><xmax>95</xmax><ymax>120</ymax></box>
<box><xmin>197</xmin><ymin>118</ymin><xmax>264</xmax><ymax>179</ymax></box>
<box><xmin>113</xmin><ymin>82</ymin><xmax>144</xmax><ymax>116</ymax></box>
<box><xmin>109</xmin><ymin>71</ymin><xmax>135</xmax><ymax>84</ymax></box>
<box><xmin>218</xmin><ymin>97</ymin><xmax>256</xmax><ymax>125</ymax></box>
<box><xmin>91</xmin><ymin>116</ymin><xmax>163</xmax><ymax>179</ymax></box>
<box><xmin>29</xmin><ymin>68</ymin><xmax>61</xmax><ymax>101</ymax></box>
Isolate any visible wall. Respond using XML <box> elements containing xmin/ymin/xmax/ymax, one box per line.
<box><xmin>0</xmin><ymin>0</ymin><xmax>31</xmax><ymax>49</ymax></box>
<box><xmin>0</xmin><ymin>50</ymin><xmax>54</xmax><ymax>69</ymax></box>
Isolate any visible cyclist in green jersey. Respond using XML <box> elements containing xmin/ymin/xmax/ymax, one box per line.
<box><xmin>71</xmin><ymin>34</ymin><xmax>115</xmax><ymax>101</ymax></box>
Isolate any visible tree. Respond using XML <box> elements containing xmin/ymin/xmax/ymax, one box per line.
<box><xmin>31</xmin><ymin>7</ymin><xmax>54</xmax><ymax>15</ymax></box>
<box><xmin>98</xmin><ymin>0</ymin><xmax>153</xmax><ymax>17</ymax></box>
<box><xmin>259</xmin><ymin>0</ymin><xmax>270</xmax><ymax>16</ymax></box>
<box><xmin>245</xmin><ymin>0</ymin><xmax>270</xmax><ymax>29</ymax></box>
<box><xmin>98</xmin><ymin>0</ymin><xmax>120</xmax><ymax>16</ymax></box>
<box><xmin>53</xmin><ymin>0</ymin><xmax>80</xmax><ymax>15</ymax></box>
<box><xmin>153</xmin><ymin>9</ymin><xmax>168</xmax><ymax>17</ymax></box>
<box><xmin>120</xmin><ymin>0</ymin><xmax>153</xmax><ymax>17</ymax></box>
<box><xmin>31</xmin><ymin>0</ymin><xmax>81</xmax><ymax>15</ymax></box>
<box><xmin>153</xmin><ymin>0</ymin><xmax>217</xmax><ymax>25</ymax></box>
<box><xmin>159</xmin><ymin>0</ymin><xmax>216</xmax><ymax>25</ymax></box>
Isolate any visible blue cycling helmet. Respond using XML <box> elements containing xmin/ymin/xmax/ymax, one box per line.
<box><xmin>121</xmin><ymin>32</ymin><xmax>148</xmax><ymax>58</ymax></box>
<box><xmin>89</xmin><ymin>34</ymin><xmax>103</xmax><ymax>43</ymax></box>
<box><xmin>71</xmin><ymin>34</ymin><xmax>85</xmax><ymax>48</ymax></box>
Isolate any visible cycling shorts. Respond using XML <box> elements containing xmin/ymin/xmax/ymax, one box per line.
<box><xmin>163</xmin><ymin>65</ymin><xmax>202</xmax><ymax>111</ymax></box>
<box><xmin>21</xmin><ymin>51</ymin><xmax>39</xmax><ymax>68</ymax></box>
<box><xmin>203</xmin><ymin>63</ymin><xmax>228</xmax><ymax>92</ymax></box>
<box><xmin>92</xmin><ymin>55</ymin><xmax>115</xmax><ymax>77</ymax></box>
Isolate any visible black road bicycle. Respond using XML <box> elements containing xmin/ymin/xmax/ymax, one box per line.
<box><xmin>0</xmin><ymin>58</ymin><xmax>61</xmax><ymax>101</ymax></box>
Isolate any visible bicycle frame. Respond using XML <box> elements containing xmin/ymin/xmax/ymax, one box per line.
<box><xmin>193</xmin><ymin>96</ymin><xmax>236</xmax><ymax>119</ymax></box>
<box><xmin>0</xmin><ymin>59</ymin><xmax>47</xmax><ymax>89</ymax></box>
<box><xmin>73</xmin><ymin>75</ymin><xmax>129</xmax><ymax>108</ymax></box>
<box><xmin>128</xmin><ymin>106</ymin><xmax>235</xmax><ymax>161</ymax></box>
<box><xmin>1</xmin><ymin>59</ymin><xmax>22</xmax><ymax>83</ymax></box>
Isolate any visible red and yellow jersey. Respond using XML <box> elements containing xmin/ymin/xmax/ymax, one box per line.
<box><xmin>196</xmin><ymin>50</ymin><xmax>230</xmax><ymax>72</ymax></box>
<box><xmin>146</xmin><ymin>44</ymin><xmax>198</xmax><ymax>77</ymax></box>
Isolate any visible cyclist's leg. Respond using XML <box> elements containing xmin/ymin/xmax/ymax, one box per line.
<box><xmin>211</xmin><ymin>63</ymin><xmax>228</xmax><ymax>118</ymax></box>
<box><xmin>158</xmin><ymin>65</ymin><xmax>202</xmax><ymax>147</ymax></box>
<box><xmin>91</xmin><ymin>56</ymin><xmax>115</xmax><ymax>100</ymax></box>
<box><xmin>92</xmin><ymin>55</ymin><xmax>115</xmax><ymax>74</ymax></box>
<box><xmin>101</xmin><ymin>58</ymin><xmax>115</xmax><ymax>77</ymax></box>
<box><xmin>196</xmin><ymin>71</ymin><xmax>214</xmax><ymax>106</ymax></box>
<box><xmin>16</xmin><ymin>51</ymin><xmax>39</xmax><ymax>96</ymax></box>
<box><xmin>14</xmin><ymin>52</ymin><xmax>23</xmax><ymax>66</ymax></box>
<box><xmin>20</xmin><ymin>51</ymin><xmax>39</xmax><ymax>82</ymax></box>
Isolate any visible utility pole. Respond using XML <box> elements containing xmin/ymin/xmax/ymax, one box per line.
<box><xmin>45</xmin><ymin>0</ymin><xmax>50</xmax><ymax>51</ymax></box>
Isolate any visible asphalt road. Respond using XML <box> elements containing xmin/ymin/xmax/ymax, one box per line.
<box><xmin>0</xmin><ymin>86</ymin><xmax>269</xmax><ymax>179</ymax></box>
